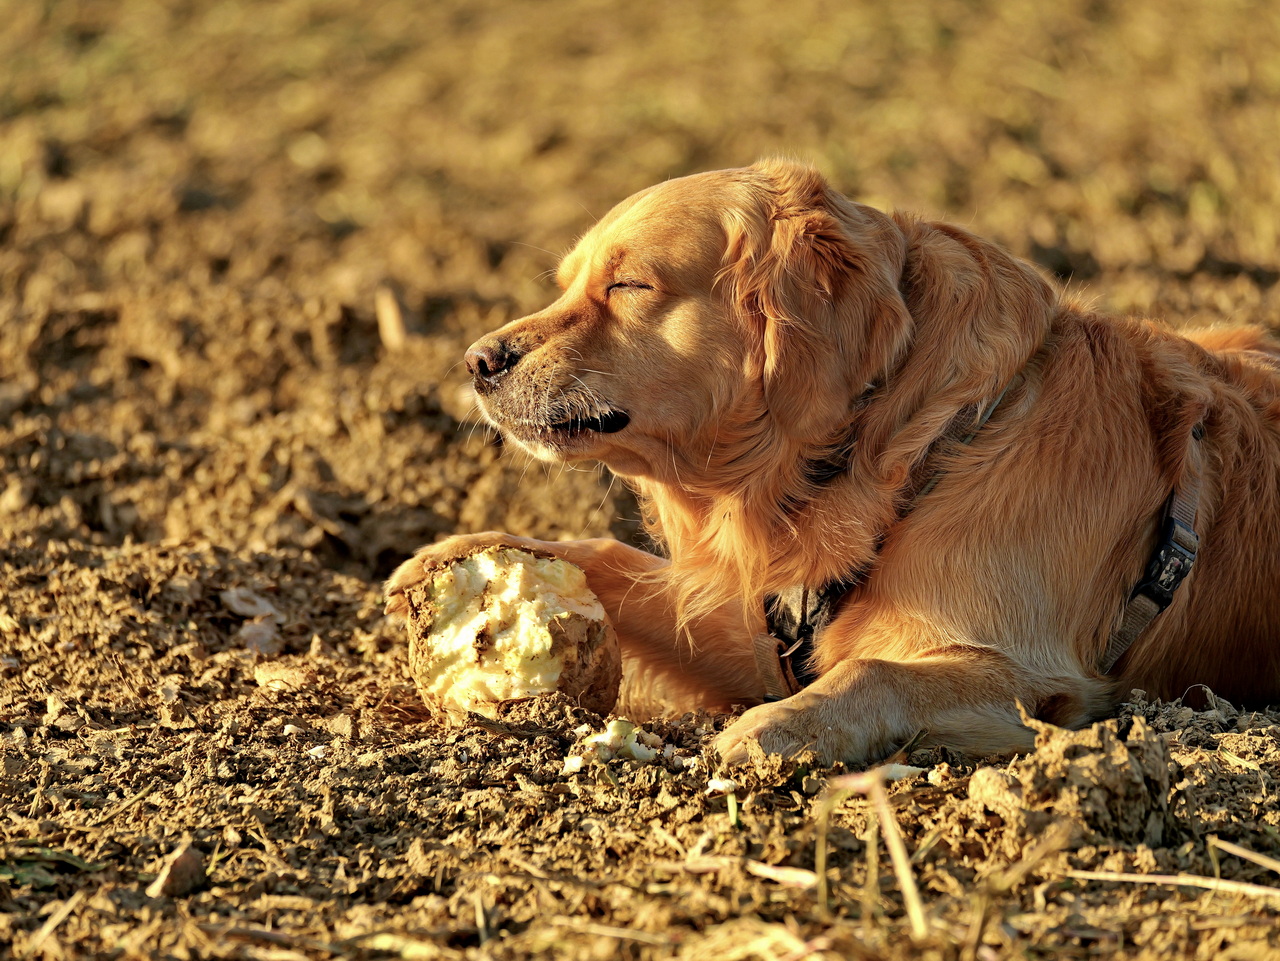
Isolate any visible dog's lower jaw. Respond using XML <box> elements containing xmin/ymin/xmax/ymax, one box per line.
<box><xmin>482</xmin><ymin>412</ymin><xmax>670</xmax><ymax>480</ymax></box>
<box><xmin>476</xmin><ymin>401</ymin><xmax>576</xmax><ymax>463</ymax></box>
<box><xmin>504</xmin><ymin>432</ymin><xmax>661</xmax><ymax>478</ymax></box>
<box><xmin>479</xmin><ymin>395</ymin><xmax>635</xmax><ymax>464</ymax></box>
<box><xmin>503</xmin><ymin>434</ymin><xmax>565</xmax><ymax>464</ymax></box>
<box><xmin>499</xmin><ymin>424</ymin><xmax>622</xmax><ymax>463</ymax></box>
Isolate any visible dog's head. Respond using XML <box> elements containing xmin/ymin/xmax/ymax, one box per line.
<box><xmin>465</xmin><ymin>160</ymin><xmax>916</xmax><ymax>482</ymax></box>
<box><xmin>467</xmin><ymin>159</ymin><xmax>1053</xmax><ymax>500</ymax></box>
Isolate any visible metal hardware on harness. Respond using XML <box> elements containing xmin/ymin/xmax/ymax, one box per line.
<box><xmin>756</xmin><ymin>583</ymin><xmax>850</xmax><ymax>701</ymax></box>
<box><xmin>1135</xmin><ymin>515</ymin><xmax>1198</xmax><ymax>612</ymax></box>
<box><xmin>752</xmin><ymin>633</ymin><xmax>799</xmax><ymax>703</ymax></box>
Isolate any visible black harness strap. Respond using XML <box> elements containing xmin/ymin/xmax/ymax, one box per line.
<box><xmin>1098</xmin><ymin>423</ymin><xmax>1205</xmax><ymax>674</ymax></box>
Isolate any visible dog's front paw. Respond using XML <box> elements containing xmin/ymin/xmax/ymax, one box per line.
<box><xmin>713</xmin><ymin>696</ymin><xmax>823</xmax><ymax>765</ymax></box>
<box><xmin>713</xmin><ymin>694</ymin><xmax>878</xmax><ymax>767</ymax></box>
<box><xmin>383</xmin><ymin>531</ymin><xmax>542</xmax><ymax>615</ymax></box>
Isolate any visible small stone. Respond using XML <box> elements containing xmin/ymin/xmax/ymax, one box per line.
<box><xmin>319</xmin><ymin>713</ymin><xmax>355</xmax><ymax>739</ymax></box>
<box><xmin>160</xmin><ymin>699</ymin><xmax>194</xmax><ymax>730</ymax></box>
<box><xmin>968</xmin><ymin>767</ymin><xmax>1023</xmax><ymax>814</ymax></box>
<box><xmin>0</xmin><ymin>479</ymin><xmax>32</xmax><ymax>515</ymax></box>
<box><xmin>146</xmin><ymin>844</ymin><xmax>207</xmax><ymax>899</ymax></box>
<box><xmin>43</xmin><ymin>693</ymin><xmax>69</xmax><ymax>725</ymax></box>
<box><xmin>238</xmin><ymin>618</ymin><xmax>283</xmax><ymax>656</ymax></box>
<box><xmin>253</xmin><ymin>663</ymin><xmax>312</xmax><ymax>690</ymax></box>
<box><xmin>38</xmin><ymin>180</ymin><xmax>87</xmax><ymax>228</ymax></box>
<box><xmin>220</xmin><ymin>587</ymin><xmax>281</xmax><ymax>620</ymax></box>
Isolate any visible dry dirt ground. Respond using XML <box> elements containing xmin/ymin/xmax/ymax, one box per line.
<box><xmin>3</xmin><ymin>1</ymin><xmax>1280</xmax><ymax>958</ymax></box>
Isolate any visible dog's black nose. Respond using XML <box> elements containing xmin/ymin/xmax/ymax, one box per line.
<box><xmin>465</xmin><ymin>339</ymin><xmax>519</xmax><ymax>386</ymax></box>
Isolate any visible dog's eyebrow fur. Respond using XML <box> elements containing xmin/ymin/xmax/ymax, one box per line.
<box><xmin>555</xmin><ymin>245</ymin><xmax>629</xmax><ymax>291</ymax></box>
<box><xmin>554</xmin><ymin>253</ymin><xmax>578</xmax><ymax>290</ymax></box>
<box><xmin>605</xmin><ymin>248</ymin><xmax>671</xmax><ymax>289</ymax></box>
<box><xmin>604</xmin><ymin>248</ymin><xmax>628</xmax><ymax>273</ymax></box>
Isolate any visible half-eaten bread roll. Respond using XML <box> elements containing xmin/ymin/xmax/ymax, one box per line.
<box><xmin>403</xmin><ymin>546</ymin><xmax>621</xmax><ymax>718</ymax></box>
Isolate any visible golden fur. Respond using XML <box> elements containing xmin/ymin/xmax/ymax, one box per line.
<box><xmin>386</xmin><ymin>159</ymin><xmax>1280</xmax><ymax>766</ymax></box>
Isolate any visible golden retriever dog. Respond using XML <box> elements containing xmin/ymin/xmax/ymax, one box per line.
<box><xmin>386</xmin><ymin>159</ymin><xmax>1280</xmax><ymax>766</ymax></box>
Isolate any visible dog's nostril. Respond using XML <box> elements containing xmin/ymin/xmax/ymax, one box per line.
<box><xmin>465</xmin><ymin>340</ymin><xmax>518</xmax><ymax>381</ymax></box>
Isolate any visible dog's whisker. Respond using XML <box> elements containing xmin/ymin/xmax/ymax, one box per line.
<box><xmin>509</xmin><ymin>240</ymin><xmax>560</xmax><ymax>260</ymax></box>
<box><xmin>665</xmin><ymin>428</ymin><xmax>685</xmax><ymax>490</ymax></box>
<box><xmin>705</xmin><ymin>421</ymin><xmax>721</xmax><ymax>474</ymax></box>
<box><xmin>573</xmin><ymin>199</ymin><xmax>599</xmax><ymax>225</ymax></box>
<box><xmin>587</xmin><ymin>468</ymin><xmax>620</xmax><ymax>536</ymax></box>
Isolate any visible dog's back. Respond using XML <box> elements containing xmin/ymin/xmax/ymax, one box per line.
<box><xmin>1118</xmin><ymin>322</ymin><xmax>1280</xmax><ymax>704</ymax></box>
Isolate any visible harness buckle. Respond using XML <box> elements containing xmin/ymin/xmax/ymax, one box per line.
<box><xmin>753</xmin><ymin>632</ymin><xmax>805</xmax><ymax>702</ymax></box>
<box><xmin>1132</xmin><ymin>514</ymin><xmax>1198</xmax><ymax>612</ymax></box>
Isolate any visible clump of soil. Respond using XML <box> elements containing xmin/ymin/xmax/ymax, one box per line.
<box><xmin>3</xmin><ymin>0</ymin><xmax>1280</xmax><ymax>957</ymax></box>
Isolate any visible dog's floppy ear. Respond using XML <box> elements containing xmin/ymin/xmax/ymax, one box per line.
<box><xmin>860</xmin><ymin>216</ymin><xmax>1058</xmax><ymax>471</ymax></box>
<box><xmin>720</xmin><ymin>160</ymin><xmax>913</xmax><ymax>442</ymax></box>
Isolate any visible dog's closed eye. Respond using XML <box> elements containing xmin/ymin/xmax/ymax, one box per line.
<box><xmin>606</xmin><ymin>280</ymin><xmax>653</xmax><ymax>297</ymax></box>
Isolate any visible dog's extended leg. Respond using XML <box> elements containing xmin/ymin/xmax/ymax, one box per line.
<box><xmin>385</xmin><ymin>533</ymin><xmax>765</xmax><ymax>712</ymax></box>
<box><xmin>712</xmin><ymin>647</ymin><xmax>1099</xmax><ymax>767</ymax></box>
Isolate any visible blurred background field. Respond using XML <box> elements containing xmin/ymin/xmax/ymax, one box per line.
<box><xmin>2</xmin><ymin>0</ymin><xmax>1279</xmax><ymax>572</ymax></box>
<box><xmin>2</xmin><ymin>2</ymin><xmax>1280</xmax><ymax>958</ymax></box>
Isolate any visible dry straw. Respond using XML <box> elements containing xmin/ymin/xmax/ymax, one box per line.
<box><xmin>816</xmin><ymin>767</ymin><xmax>929</xmax><ymax>940</ymax></box>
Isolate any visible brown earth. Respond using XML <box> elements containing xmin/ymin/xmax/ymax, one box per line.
<box><xmin>2</xmin><ymin>1</ymin><xmax>1280</xmax><ymax>958</ymax></box>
